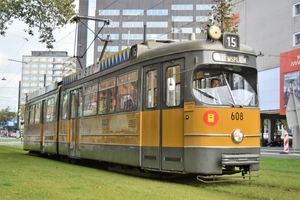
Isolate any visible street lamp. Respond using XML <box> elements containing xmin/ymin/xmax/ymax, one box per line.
<box><xmin>17</xmin><ymin>80</ymin><xmax>21</xmax><ymax>131</ymax></box>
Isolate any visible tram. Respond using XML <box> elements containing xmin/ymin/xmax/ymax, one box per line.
<box><xmin>23</xmin><ymin>26</ymin><xmax>260</xmax><ymax>181</ymax></box>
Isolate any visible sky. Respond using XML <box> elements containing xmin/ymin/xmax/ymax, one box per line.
<box><xmin>0</xmin><ymin>3</ymin><xmax>79</xmax><ymax>111</ymax></box>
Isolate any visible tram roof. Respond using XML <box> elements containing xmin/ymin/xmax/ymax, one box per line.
<box><xmin>62</xmin><ymin>38</ymin><xmax>256</xmax><ymax>86</ymax></box>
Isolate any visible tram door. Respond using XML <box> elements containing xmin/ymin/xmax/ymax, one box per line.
<box><xmin>141</xmin><ymin>59</ymin><xmax>184</xmax><ymax>171</ymax></box>
<box><xmin>69</xmin><ymin>89</ymin><xmax>82</xmax><ymax>157</ymax></box>
<box><xmin>142</xmin><ymin>64</ymin><xmax>161</xmax><ymax>169</ymax></box>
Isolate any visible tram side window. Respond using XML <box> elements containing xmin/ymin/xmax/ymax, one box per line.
<box><xmin>98</xmin><ymin>78</ymin><xmax>116</xmax><ymax>114</ymax></box>
<box><xmin>24</xmin><ymin>107</ymin><xmax>29</xmax><ymax>125</ymax></box>
<box><xmin>34</xmin><ymin>103</ymin><xmax>41</xmax><ymax>124</ymax></box>
<box><xmin>83</xmin><ymin>82</ymin><xmax>98</xmax><ymax>116</ymax></box>
<box><xmin>78</xmin><ymin>89</ymin><xmax>82</xmax><ymax>117</ymax></box>
<box><xmin>29</xmin><ymin>105</ymin><xmax>35</xmax><ymax>124</ymax></box>
<box><xmin>117</xmin><ymin>70</ymin><xmax>138</xmax><ymax>111</ymax></box>
<box><xmin>70</xmin><ymin>91</ymin><xmax>76</xmax><ymax>119</ymax></box>
<box><xmin>166</xmin><ymin>66</ymin><xmax>180</xmax><ymax>106</ymax></box>
<box><xmin>61</xmin><ymin>92</ymin><xmax>68</xmax><ymax>120</ymax></box>
<box><xmin>146</xmin><ymin>70</ymin><xmax>157</xmax><ymax>108</ymax></box>
<box><xmin>46</xmin><ymin>97</ymin><xmax>56</xmax><ymax>122</ymax></box>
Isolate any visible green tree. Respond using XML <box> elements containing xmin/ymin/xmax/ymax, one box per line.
<box><xmin>0</xmin><ymin>108</ymin><xmax>16</xmax><ymax>122</ymax></box>
<box><xmin>0</xmin><ymin>0</ymin><xmax>76</xmax><ymax>49</ymax></box>
<box><xmin>202</xmin><ymin>0</ymin><xmax>238</xmax><ymax>33</ymax></box>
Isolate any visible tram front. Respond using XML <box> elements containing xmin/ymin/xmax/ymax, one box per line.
<box><xmin>183</xmin><ymin>27</ymin><xmax>260</xmax><ymax>181</ymax></box>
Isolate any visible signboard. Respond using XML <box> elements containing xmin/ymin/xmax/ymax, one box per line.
<box><xmin>280</xmin><ymin>48</ymin><xmax>300</xmax><ymax>115</ymax></box>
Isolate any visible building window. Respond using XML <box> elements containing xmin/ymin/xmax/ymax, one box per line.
<box><xmin>174</xmin><ymin>28</ymin><xmax>193</xmax><ymax>33</ymax></box>
<box><xmin>122</xmin><ymin>34</ymin><xmax>143</xmax><ymax>40</ymax></box>
<box><xmin>172</xmin><ymin>16</ymin><xmax>193</xmax><ymax>22</ymax></box>
<box><xmin>147</xmin><ymin>9</ymin><xmax>168</xmax><ymax>15</ymax></box>
<box><xmin>293</xmin><ymin>2</ymin><xmax>300</xmax><ymax>16</ymax></box>
<box><xmin>98</xmin><ymin>46</ymin><xmax>119</xmax><ymax>52</ymax></box>
<box><xmin>122</xmin><ymin>22</ymin><xmax>143</xmax><ymax>28</ymax></box>
<box><xmin>98</xmin><ymin>10</ymin><xmax>120</xmax><ymax>16</ymax></box>
<box><xmin>294</xmin><ymin>32</ymin><xmax>300</xmax><ymax>46</ymax></box>
<box><xmin>196</xmin><ymin>4</ymin><xmax>213</xmax><ymax>10</ymax></box>
<box><xmin>98</xmin><ymin>21</ymin><xmax>119</xmax><ymax>28</ymax></box>
<box><xmin>172</xmin><ymin>4</ymin><xmax>193</xmax><ymax>10</ymax></box>
<box><xmin>123</xmin><ymin>9</ymin><xmax>144</xmax><ymax>16</ymax></box>
<box><xmin>55</xmin><ymin>58</ymin><xmax>63</xmax><ymax>62</ymax></box>
<box><xmin>196</xmin><ymin>16</ymin><xmax>211</xmax><ymax>22</ymax></box>
<box><xmin>147</xmin><ymin>22</ymin><xmax>168</xmax><ymax>28</ymax></box>
<box><xmin>147</xmin><ymin>34</ymin><xmax>168</xmax><ymax>40</ymax></box>
<box><xmin>98</xmin><ymin>33</ymin><xmax>119</xmax><ymax>41</ymax></box>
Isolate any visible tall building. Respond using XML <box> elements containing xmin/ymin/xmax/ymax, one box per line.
<box><xmin>237</xmin><ymin>0</ymin><xmax>300</xmax><ymax>146</ymax></box>
<box><xmin>21</xmin><ymin>51</ymin><xmax>76</xmax><ymax>104</ymax></box>
<box><xmin>77</xmin><ymin>0</ymin><xmax>213</xmax><ymax>67</ymax></box>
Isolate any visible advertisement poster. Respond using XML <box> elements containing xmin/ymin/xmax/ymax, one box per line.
<box><xmin>283</xmin><ymin>71</ymin><xmax>300</xmax><ymax>107</ymax></box>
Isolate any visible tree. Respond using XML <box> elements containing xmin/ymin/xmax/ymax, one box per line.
<box><xmin>202</xmin><ymin>0</ymin><xmax>238</xmax><ymax>33</ymax></box>
<box><xmin>0</xmin><ymin>0</ymin><xmax>76</xmax><ymax>49</ymax></box>
<box><xmin>0</xmin><ymin>108</ymin><xmax>16</xmax><ymax>122</ymax></box>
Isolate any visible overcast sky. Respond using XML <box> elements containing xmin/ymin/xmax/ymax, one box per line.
<box><xmin>0</xmin><ymin>21</ymin><xmax>77</xmax><ymax>111</ymax></box>
<box><xmin>0</xmin><ymin>3</ymin><xmax>79</xmax><ymax>111</ymax></box>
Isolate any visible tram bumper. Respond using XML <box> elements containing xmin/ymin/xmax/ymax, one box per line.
<box><xmin>184</xmin><ymin>148</ymin><xmax>260</xmax><ymax>174</ymax></box>
<box><xmin>221</xmin><ymin>154</ymin><xmax>260</xmax><ymax>165</ymax></box>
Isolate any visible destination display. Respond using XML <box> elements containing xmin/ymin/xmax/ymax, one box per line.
<box><xmin>213</xmin><ymin>52</ymin><xmax>249</xmax><ymax>64</ymax></box>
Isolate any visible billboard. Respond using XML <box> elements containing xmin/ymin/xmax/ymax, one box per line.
<box><xmin>280</xmin><ymin>48</ymin><xmax>300</xmax><ymax>115</ymax></box>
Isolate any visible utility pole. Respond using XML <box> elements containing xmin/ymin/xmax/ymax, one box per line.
<box><xmin>17</xmin><ymin>80</ymin><xmax>21</xmax><ymax>131</ymax></box>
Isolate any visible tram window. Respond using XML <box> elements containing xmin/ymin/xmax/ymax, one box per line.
<box><xmin>146</xmin><ymin>70</ymin><xmax>157</xmax><ymax>108</ymax></box>
<box><xmin>46</xmin><ymin>97</ymin><xmax>56</xmax><ymax>122</ymax></box>
<box><xmin>24</xmin><ymin>107</ymin><xmax>29</xmax><ymax>125</ymax></box>
<box><xmin>34</xmin><ymin>103</ymin><xmax>41</xmax><ymax>124</ymax></box>
<box><xmin>70</xmin><ymin>92</ymin><xmax>76</xmax><ymax>119</ymax></box>
<box><xmin>61</xmin><ymin>92</ymin><xmax>68</xmax><ymax>120</ymax></box>
<box><xmin>83</xmin><ymin>82</ymin><xmax>98</xmax><ymax>116</ymax></box>
<box><xmin>29</xmin><ymin>105</ymin><xmax>35</xmax><ymax>124</ymax></box>
<box><xmin>117</xmin><ymin>71</ymin><xmax>138</xmax><ymax>111</ymax></box>
<box><xmin>98</xmin><ymin>90</ymin><xmax>107</xmax><ymax>114</ymax></box>
<box><xmin>166</xmin><ymin>66</ymin><xmax>180</xmax><ymax>107</ymax></box>
<box><xmin>78</xmin><ymin>89</ymin><xmax>82</xmax><ymax>117</ymax></box>
<box><xmin>192</xmin><ymin>70</ymin><xmax>258</xmax><ymax>106</ymax></box>
<box><xmin>98</xmin><ymin>78</ymin><xmax>116</xmax><ymax>114</ymax></box>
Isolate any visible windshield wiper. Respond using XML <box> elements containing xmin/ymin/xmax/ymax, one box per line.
<box><xmin>194</xmin><ymin>88</ymin><xmax>217</xmax><ymax>100</ymax></box>
<box><xmin>240</xmin><ymin>94</ymin><xmax>254</xmax><ymax>107</ymax></box>
<box><xmin>194</xmin><ymin>88</ymin><xmax>234</xmax><ymax>106</ymax></box>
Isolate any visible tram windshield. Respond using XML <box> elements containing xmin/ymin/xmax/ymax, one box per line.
<box><xmin>193</xmin><ymin>70</ymin><xmax>258</xmax><ymax>107</ymax></box>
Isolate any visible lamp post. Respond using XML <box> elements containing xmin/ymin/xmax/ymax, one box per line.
<box><xmin>17</xmin><ymin>80</ymin><xmax>21</xmax><ymax>131</ymax></box>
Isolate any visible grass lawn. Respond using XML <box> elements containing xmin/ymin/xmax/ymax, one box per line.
<box><xmin>1</xmin><ymin>145</ymin><xmax>300</xmax><ymax>200</ymax></box>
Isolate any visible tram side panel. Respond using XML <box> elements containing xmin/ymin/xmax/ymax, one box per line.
<box><xmin>78</xmin><ymin>113</ymin><xmax>140</xmax><ymax>166</ymax></box>
<box><xmin>23</xmin><ymin>123</ymin><xmax>42</xmax><ymax>152</ymax></box>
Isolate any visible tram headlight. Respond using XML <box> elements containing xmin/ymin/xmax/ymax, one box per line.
<box><xmin>207</xmin><ymin>26</ymin><xmax>222</xmax><ymax>40</ymax></box>
<box><xmin>232</xmin><ymin>129</ymin><xmax>244</xmax><ymax>143</ymax></box>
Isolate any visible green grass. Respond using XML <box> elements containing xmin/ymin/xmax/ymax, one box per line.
<box><xmin>1</xmin><ymin>144</ymin><xmax>300</xmax><ymax>200</ymax></box>
<box><xmin>0</xmin><ymin>137</ymin><xmax>22</xmax><ymax>142</ymax></box>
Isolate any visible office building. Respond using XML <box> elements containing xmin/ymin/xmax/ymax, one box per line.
<box><xmin>237</xmin><ymin>0</ymin><xmax>300</xmax><ymax>147</ymax></box>
<box><xmin>21</xmin><ymin>51</ymin><xmax>75</xmax><ymax>104</ymax></box>
<box><xmin>77</xmin><ymin>0</ymin><xmax>213</xmax><ymax>67</ymax></box>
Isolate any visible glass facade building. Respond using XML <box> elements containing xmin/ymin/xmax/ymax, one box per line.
<box><xmin>77</xmin><ymin>0</ymin><xmax>213</xmax><ymax>67</ymax></box>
